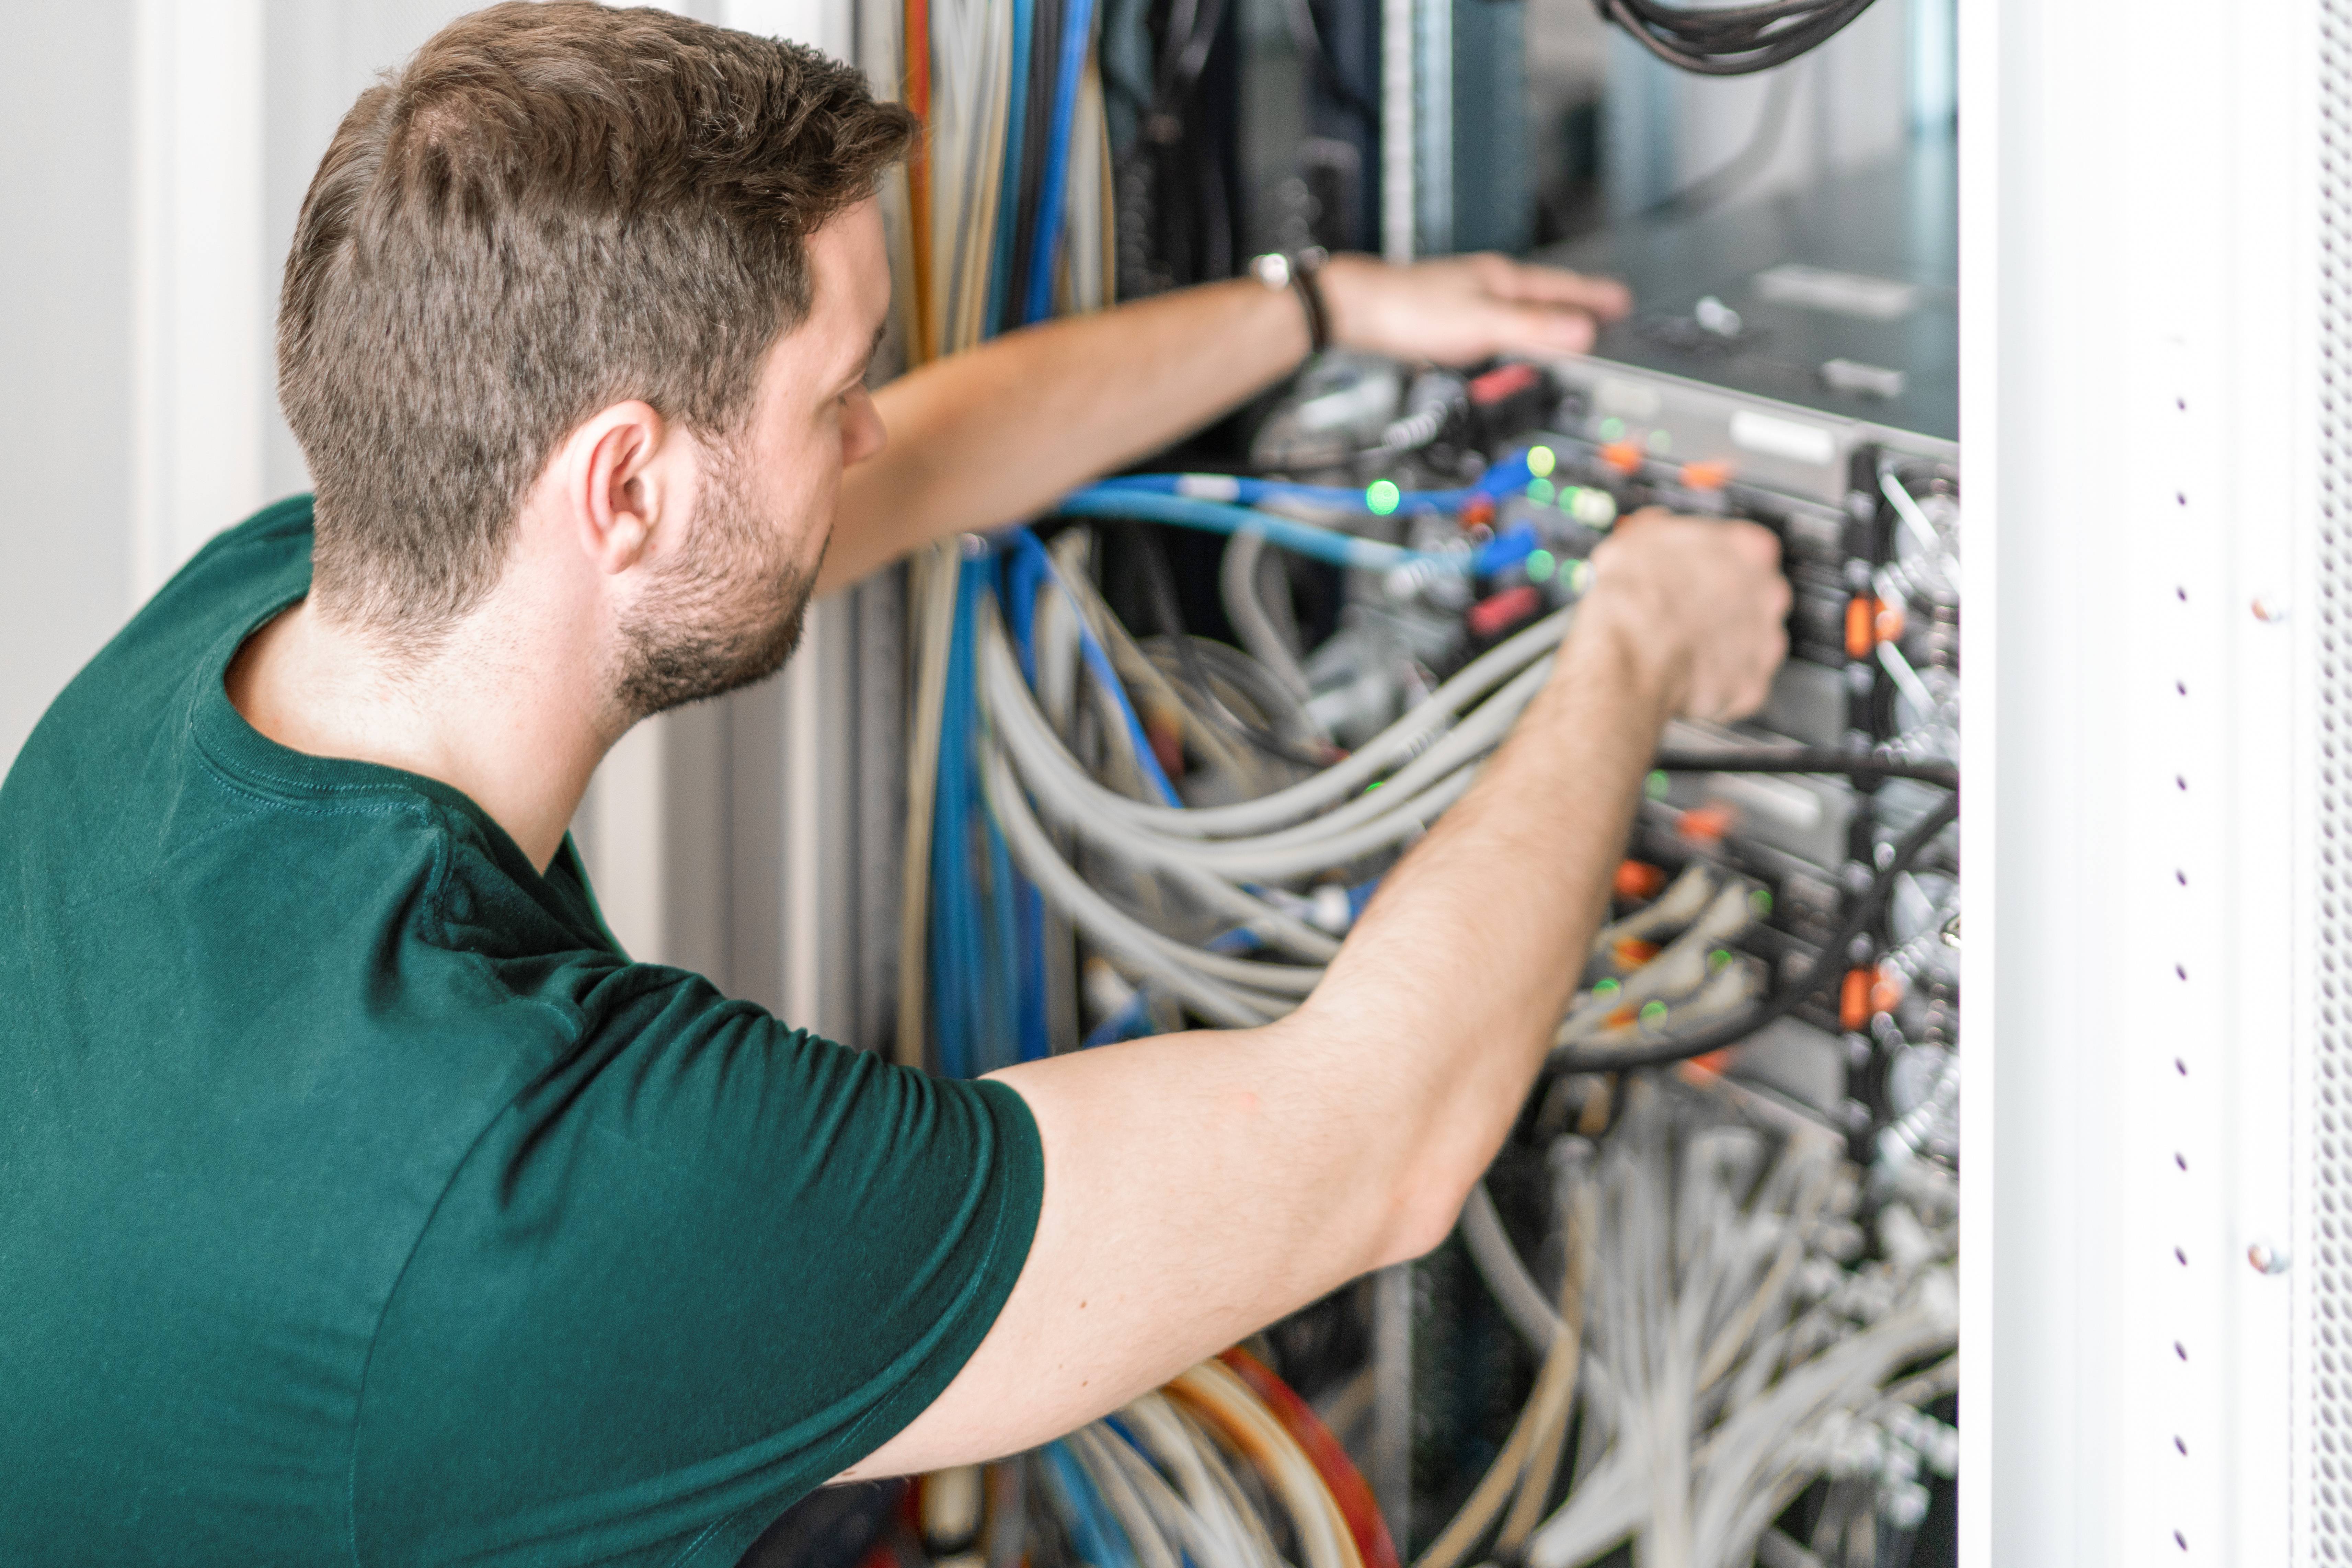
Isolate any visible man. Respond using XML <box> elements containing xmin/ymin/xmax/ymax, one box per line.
<box><xmin>0</xmin><ymin>5</ymin><xmax>1786</xmax><ymax>1565</ymax></box>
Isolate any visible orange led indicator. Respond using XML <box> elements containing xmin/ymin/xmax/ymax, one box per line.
<box><xmin>1679</xmin><ymin>804</ymin><xmax>1734</xmax><ymax>843</ymax></box>
<box><xmin>1613</xmin><ymin>937</ymin><xmax>1661</xmax><ymax>970</ymax></box>
<box><xmin>1599</xmin><ymin>440</ymin><xmax>1645</xmax><ymax>475</ymax></box>
<box><xmin>1845</xmin><ymin>596</ymin><xmax>1875</xmax><ymax>660</ymax></box>
<box><xmin>1680</xmin><ymin>460</ymin><xmax>1731</xmax><ymax>491</ymax></box>
<box><xmin>1614</xmin><ymin>859</ymin><xmax>1667</xmax><ymax>901</ymax></box>
<box><xmin>1839</xmin><ymin>966</ymin><xmax>1874</xmax><ymax>1032</ymax></box>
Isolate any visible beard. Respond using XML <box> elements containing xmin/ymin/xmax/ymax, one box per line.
<box><xmin>611</xmin><ymin>441</ymin><xmax>823</xmax><ymax>722</ymax></box>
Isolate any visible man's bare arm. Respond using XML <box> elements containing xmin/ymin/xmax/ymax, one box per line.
<box><xmin>838</xmin><ymin>512</ymin><xmax>1788</xmax><ymax>1477</ymax></box>
<box><xmin>816</xmin><ymin>254</ymin><xmax>1632</xmax><ymax>595</ymax></box>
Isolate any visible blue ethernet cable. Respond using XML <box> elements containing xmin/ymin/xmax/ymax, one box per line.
<box><xmin>929</xmin><ymin>558</ymin><xmax>989</xmax><ymax>1077</ymax></box>
<box><xmin>1088</xmin><ymin>444</ymin><xmax>1548</xmax><ymax>514</ymax></box>
<box><xmin>1005</xmin><ymin>527</ymin><xmax>1181</xmax><ymax>806</ymax></box>
<box><xmin>1054</xmin><ymin>487</ymin><xmax>1540</xmax><ymax>576</ymax></box>
<box><xmin>984</xmin><ymin>0</ymin><xmax>1036</xmax><ymax>337</ymax></box>
<box><xmin>1041</xmin><ymin>1441</ymin><xmax>1135</xmax><ymax>1568</ymax></box>
<box><xmin>1023</xmin><ymin>0</ymin><xmax>1099</xmax><ymax>325</ymax></box>
<box><xmin>1000</xmin><ymin>549</ymin><xmax>1054</xmax><ymax>1061</ymax></box>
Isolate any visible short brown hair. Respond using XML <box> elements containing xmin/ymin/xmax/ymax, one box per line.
<box><xmin>277</xmin><ymin>2</ymin><xmax>914</xmax><ymax>638</ymax></box>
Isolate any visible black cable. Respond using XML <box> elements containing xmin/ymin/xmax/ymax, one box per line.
<box><xmin>1652</xmin><ymin>749</ymin><xmax>1958</xmax><ymax>790</ymax></box>
<box><xmin>1595</xmin><ymin>0</ymin><xmax>1876</xmax><ymax>77</ymax></box>
<box><xmin>1548</xmin><ymin>790</ymin><xmax>1958</xmax><ymax>1074</ymax></box>
<box><xmin>1154</xmin><ymin>0</ymin><xmax>1229</xmax><ymax>107</ymax></box>
<box><xmin>1139</xmin><ymin>0</ymin><xmax>1235</xmax><ymax>285</ymax></box>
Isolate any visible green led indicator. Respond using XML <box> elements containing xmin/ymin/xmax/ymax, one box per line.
<box><xmin>1598</xmin><ymin>416</ymin><xmax>1626</xmax><ymax>441</ymax></box>
<box><xmin>1639</xmin><ymin>1000</ymin><xmax>1670</xmax><ymax>1027</ymax></box>
<box><xmin>1645</xmin><ymin>770</ymin><xmax>1670</xmax><ymax>801</ymax></box>
<box><xmin>1569</xmin><ymin>559</ymin><xmax>1594</xmax><ymax>596</ymax></box>
<box><xmin>1647</xmin><ymin>428</ymin><xmax>1674</xmax><ymax>456</ymax></box>
<box><xmin>1525</xmin><ymin>549</ymin><xmax>1557</xmax><ymax>584</ymax></box>
<box><xmin>1527</xmin><ymin>477</ymin><xmax>1557</xmax><ymax>504</ymax></box>
<box><xmin>1709</xmin><ymin>948</ymin><xmax>1732</xmax><ymax>972</ymax></box>
<box><xmin>1593</xmin><ymin>977</ymin><xmax>1621</xmax><ymax>1000</ymax></box>
<box><xmin>1526</xmin><ymin>445</ymin><xmax>1557</xmax><ymax>478</ymax></box>
<box><xmin>1365</xmin><ymin>479</ymin><xmax>1401</xmax><ymax>516</ymax></box>
<box><xmin>1748</xmin><ymin>887</ymin><xmax>1774</xmax><ymax>917</ymax></box>
<box><xmin>1363</xmin><ymin>779</ymin><xmax>1385</xmax><ymax>794</ymax></box>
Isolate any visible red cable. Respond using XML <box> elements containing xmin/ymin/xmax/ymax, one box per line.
<box><xmin>1218</xmin><ymin>1348</ymin><xmax>1401</xmax><ymax>1568</ymax></box>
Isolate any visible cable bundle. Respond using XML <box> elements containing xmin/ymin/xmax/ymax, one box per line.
<box><xmin>918</xmin><ymin>1352</ymin><xmax>1397</xmax><ymax>1568</ymax></box>
<box><xmin>913</xmin><ymin>0</ymin><xmax>1116</xmax><ymax>357</ymax></box>
<box><xmin>1594</xmin><ymin>0</ymin><xmax>1879</xmax><ymax>77</ymax></box>
<box><xmin>980</xmin><ymin>522</ymin><xmax>1575</xmax><ymax>1028</ymax></box>
<box><xmin>911</xmin><ymin>466</ymin><xmax>1961</xmax><ymax>1565</ymax></box>
<box><xmin>977</xmin><ymin>503</ymin><xmax>1957</xmax><ymax>1068</ymax></box>
<box><xmin>896</xmin><ymin>0</ymin><xmax>1120</xmax><ymax>1071</ymax></box>
<box><xmin>1442</xmin><ymin>1076</ymin><xmax>1957</xmax><ymax>1568</ymax></box>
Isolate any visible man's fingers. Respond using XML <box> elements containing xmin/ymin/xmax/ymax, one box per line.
<box><xmin>1486</xmin><ymin>258</ymin><xmax>1634</xmax><ymax>320</ymax></box>
<box><xmin>1443</xmin><ymin>295</ymin><xmax>1597</xmax><ymax>359</ymax></box>
<box><xmin>1607</xmin><ymin>505</ymin><xmax>1672</xmax><ymax>535</ymax></box>
<box><xmin>1505</xmin><ymin>301</ymin><xmax>1598</xmax><ymax>355</ymax></box>
<box><xmin>1725</xmin><ymin>518</ymin><xmax>1783</xmax><ymax>569</ymax></box>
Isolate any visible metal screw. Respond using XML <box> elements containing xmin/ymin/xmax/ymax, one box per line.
<box><xmin>2249</xmin><ymin>1241</ymin><xmax>2291</xmax><ymax>1275</ymax></box>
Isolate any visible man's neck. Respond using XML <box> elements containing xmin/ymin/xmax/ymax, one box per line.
<box><xmin>224</xmin><ymin>596</ymin><xmax>617</xmax><ymax>872</ymax></box>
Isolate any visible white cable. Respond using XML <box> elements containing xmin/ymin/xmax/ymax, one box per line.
<box><xmin>992</xmin><ymin>604</ymin><xmax>1574</xmax><ymax>839</ymax></box>
<box><xmin>981</xmin><ymin>746</ymin><xmax>1292</xmax><ymax>1026</ymax></box>
<box><xmin>1877</xmin><ymin>467</ymin><xmax>1960</xmax><ymax>588</ymax></box>
<box><xmin>896</xmin><ymin>545</ymin><xmax>963</xmax><ymax>1066</ymax></box>
<box><xmin>1519</xmin><ymin>1080</ymin><xmax>1958</xmax><ymax>1568</ymax></box>
<box><xmin>1874</xmin><ymin>636</ymin><xmax>1939</xmax><ymax>721</ymax></box>
<box><xmin>1555</xmin><ymin>882</ymin><xmax>1756</xmax><ymax>1042</ymax></box>
<box><xmin>1152</xmin><ymin>860</ymin><xmax>1346</xmax><ymax>963</ymax></box>
<box><xmin>1119</xmin><ymin>1394</ymin><xmax>1274</xmax><ymax>1568</ymax></box>
<box><xmin>983</xmin><ymin>749</ymin><xmax>1321</xmax><ymax>996</ymax></box>
<box><xmin>1066</xmin><ymin>1426</ymin><xmax>1182</xmax><ymax>1568</ymax></box>
<box><xmin>985</xmin><ymin>618</ymin><xmax>1549</xmax><ymax>875</ymax></box>
<box><xmin>1221</xmin><ymin>529</ymin><xmax>1314</xmax><ymax>700</ymax></box>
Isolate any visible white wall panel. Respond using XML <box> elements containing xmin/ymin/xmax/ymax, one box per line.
<box><xmin>131</xmin><ymin>0</ymin><xmax>268</xmax><ymax>598</ymax></box>
<box><xmin>725</xmin><ymin>0</ymin><xmax>854</xmax><ymax>56</ymax></box>
<box><xmin>0</xmin><ymin>0</ymin><xmax>136</xmax><ymax>776</ymax></box>
<box><xmin>1965</xmin><ymin>0</ymin><xmax>2306</xmax><ymax>1561</ymax></box>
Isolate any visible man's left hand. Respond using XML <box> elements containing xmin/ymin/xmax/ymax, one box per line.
<box><xmin>1319</xmin><ymin>251</ymin><xmax>1633</xmax><ymax>365</ymax></box>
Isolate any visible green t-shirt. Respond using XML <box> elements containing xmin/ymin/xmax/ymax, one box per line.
<box><xmin>0</xmin><ymin>499</ymin><xmax>1044</xmax><ymax>1567</ymax></box>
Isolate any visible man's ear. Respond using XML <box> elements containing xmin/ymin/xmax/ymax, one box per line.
<box><xmin>557</xmin><ymin>400</ymin><xmax>673</xmax><ymax>576</ymax></box>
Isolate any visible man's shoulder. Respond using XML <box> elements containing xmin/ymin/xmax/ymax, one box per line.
<box><xmin>7</xmin><ymin>495</ymin><xmax>315</xmax><ymax>778</ymax></box>
<box><xmin>124</xmin><ymin>494</ymin><xmax>317</xmax><ymax>646</ymax></box>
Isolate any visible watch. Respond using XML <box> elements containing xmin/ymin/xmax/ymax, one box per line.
<box><xmin>1249</xmin><ymin>246</ymin><xmax>1331</xmax><ymax>355</ymax></box>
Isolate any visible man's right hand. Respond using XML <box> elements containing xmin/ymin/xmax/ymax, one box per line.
<box><xmin>1574</xmin><ymin>507</ymin><xmax>1791</xmax><ymax>724</ymax></box>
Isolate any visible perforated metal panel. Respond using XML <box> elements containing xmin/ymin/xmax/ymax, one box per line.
<box><xmin>2315</xmin><ymin>1</ymin><xmax>2352</xmax><ymax>1553</ymax></box>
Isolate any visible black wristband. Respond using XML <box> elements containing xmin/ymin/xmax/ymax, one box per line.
<box><xmin>1250</xmin><ymin>247</ymin><xmax>1331</xmax><ymax>355</ymax></box>
<box><xmin>1291</xmin><ymin>247</ymin><xmax>1330</xmax><ymax>353</ymax></box>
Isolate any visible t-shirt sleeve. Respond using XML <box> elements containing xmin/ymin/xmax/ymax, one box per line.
<box><xmin>350</xmin><ymin>965</ymin><xmax>1044</xmax><ymax>1568</ymax></box>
